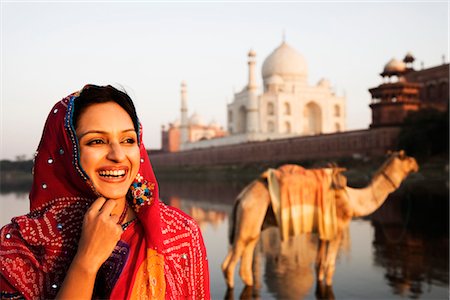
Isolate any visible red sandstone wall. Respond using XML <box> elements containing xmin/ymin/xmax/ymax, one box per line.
<box><xmin>149</xmin><ymin>127</ymin><xmax>401</xmax><ymax>168</ymax></box>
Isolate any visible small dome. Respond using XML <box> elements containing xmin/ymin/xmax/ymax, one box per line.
<box><xmin>382</xmin><ymin>58</ymin><xmax>406</xmax><ymax>76</ymax></box>
<box><xmin>189</xmin><ymin>113</ymin><xmax>204</xmax><ymax>125</ymax></box>
<box><xmin>266</xmin><ymin>74</ymin><xmax>284</xmax><ymax>85</ymax></box>
<box><xmin>248</xmin><ymin>49</ymin><xmax>256</xmax><ymax>57</ymax></box>
<box><xmin>403</xmin><ymin>52</ymin><xmax>415</xmax><ymax>63</ymax></box>
<box><xmin>208</xmin><ymin>119</ymin><xmax>221</xmax><ymax>128</ymax></box>
<box><xmin>317</xmin><ymin>78</ymin><xmax>330</xmax><ymax>88</ymax></box>
<box><xmin>262</xmin><ymin>42</ymin><xmax>307</xmax><ymax>81</ymax></box>
<box><xmin>172</xmin><ymin>118</ymin><xmax>180</xmax><ymax>127</ymax></box>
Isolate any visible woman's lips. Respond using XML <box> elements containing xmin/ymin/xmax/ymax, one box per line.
<box><xmin>96</xmin><ymin>168</ymin><xmax>128</xmax><ymax>182</ymax></box>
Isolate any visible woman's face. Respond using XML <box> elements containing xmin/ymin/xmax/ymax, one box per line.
<box><xmin>76</xmin><ymin>102</ymin><xmax>140</xmax><ymax>200</ymax></box>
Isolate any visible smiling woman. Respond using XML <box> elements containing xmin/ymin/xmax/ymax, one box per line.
<box><xmin>0</xmin><ymin>85</ymin><xmax>210</xmax><ymax>299</ymax></box>
<box><xmin>76</xmin><ymin>102</ymin><xmax>141</xmax><ymax>203</ymax></box>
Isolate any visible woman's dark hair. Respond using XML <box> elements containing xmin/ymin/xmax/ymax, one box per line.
<box><xmin>72</xmin><ymin>85</ymin><xmax>139</xmax><ymax>134</ymax></box>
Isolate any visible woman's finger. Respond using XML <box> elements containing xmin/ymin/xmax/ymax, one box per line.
<box><xmin>110</xmin><ymin>214</ymin><xmax>120</xmax><ymax>223</ymax></box>
<box><xmin>88</xmin><ymin>197</ymin><xmax>107</xmax><ymax>212</ymax></box>
<box><xmin>99</xmin><ymin>199</ymin><xmax>118</xmax><ymax>215</ymax></box>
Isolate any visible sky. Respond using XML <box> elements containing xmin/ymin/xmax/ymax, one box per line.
<box><xmin>1</xmin><ymin>1</ymin><xmax>448</xmax><ymax>160</ymax></box>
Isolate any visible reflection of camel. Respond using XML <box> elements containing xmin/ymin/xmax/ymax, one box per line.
<box><xmin>222</xmin><ymin>151</ymin><xmax>419</xmax><ymax>289</ymax></box>
<box><xmin>259</xmin><ymin>228</ymin><xmax>317</xmax><ymax>299</ymax></box>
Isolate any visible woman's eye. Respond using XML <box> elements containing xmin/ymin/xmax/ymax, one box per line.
<box><xmin>123</xmin><ymin>138</ymin><xmax>136</xmax><ymax>144</ymax></box>
<box><xmin>86</xmin><ymin>139</ymin><xmax>105</xmax><ymax>145</ymax></box>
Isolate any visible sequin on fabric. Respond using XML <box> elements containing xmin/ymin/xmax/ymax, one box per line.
<box><xmin>159</xmin><ymin>203</ymin><xmax>209</xmax><ymax>299</ymax></box>
<box><xmin>0</xmin><ymin>197</ymin><xmax>91</xmax><ymax>299</ymax></box>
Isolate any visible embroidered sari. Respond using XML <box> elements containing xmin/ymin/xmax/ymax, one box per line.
<box><xmin>0</xmin><ymin>87</ymin><xmax>210</xmax><ymax>299</ymax></box>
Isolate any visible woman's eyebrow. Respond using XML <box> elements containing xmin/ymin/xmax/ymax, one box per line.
<box><xmin>77</xmin><ymin>128</ymin><xmax>136</xmax><ymax>139</ymax></box>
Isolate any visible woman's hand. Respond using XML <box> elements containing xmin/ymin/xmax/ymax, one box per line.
<box><xmin>56</xmin><ymin>197</ymin><xmax>123</xmax><ymax>299</ymax></box>
<box><xmin>74</xmin><ymin>197</ymin><xmax>123</xmax><ymax>273</ymax></box>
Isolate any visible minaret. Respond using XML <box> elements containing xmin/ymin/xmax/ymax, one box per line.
<box><xmin>180</xmin><ymin>81</ymin><xmax>188</xmax><ymax>145</ymax></box>
<box><xmin>247</xmin><ymin>49</ymin><xmax>257</xmax><ymax>91</ymax></box>
<box><xmin>246</xmin><ymin>49</ymin><xmax>259</xmax><ymax>133</ymax></box>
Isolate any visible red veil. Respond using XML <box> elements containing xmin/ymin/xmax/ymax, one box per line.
<box><xmin>0</xmin><ymin>88</ymin><xmax>210</xmax><ymax>299</ymax></box>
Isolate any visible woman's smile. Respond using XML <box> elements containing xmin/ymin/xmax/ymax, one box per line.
<box><xmin>97</xmin><ymin>167</ymin><xmax>128</xmax><ymax>181</ymax></box>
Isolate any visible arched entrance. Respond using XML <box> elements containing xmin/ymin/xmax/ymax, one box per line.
<box><xmin>237</xmin><ymin>105</ymin><xmax>247</xmax><ymax>133</ymax></box>
<box><xmin>303</xmin><ymin>102</ymin><xmax>322</xmax><ymax>135</ymax></box>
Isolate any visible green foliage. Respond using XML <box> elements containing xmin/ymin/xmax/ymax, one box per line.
<box><xmin>397</xmin><ymin>109</ymin><xmax>449</xmax><ymax>160</ymax></box>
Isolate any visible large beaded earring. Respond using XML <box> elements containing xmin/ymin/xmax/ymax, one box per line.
<box><xmin>130</xmin><ymin>173</ymin><xmax>155</xmax><ymax>212</ymax></box>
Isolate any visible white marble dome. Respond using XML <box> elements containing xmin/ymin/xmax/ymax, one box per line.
<box><xmin>262</xmin><ymin>42</ymin><xmax>307</xmax><ymax>80</ymax></box>
<box><xmin>266</xmin><ymin>74</ymin><xmax>284</xmax><ymax>85</ymax></box>
<box><xmin>189</xmin><ymin>113</ymin><xmax>204</xmax><ymax>125</ymax></box>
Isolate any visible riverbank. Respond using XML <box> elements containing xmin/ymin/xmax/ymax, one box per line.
<box><xmin>1</xmin><ymin>154</ymin><xmax>448</xmax><ymax>193</ymax></box>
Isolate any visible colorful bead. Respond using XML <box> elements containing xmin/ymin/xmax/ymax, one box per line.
<box><xmin>56</xmin><ymin>224</ymin><xmax>63</xmax><ymax>231</ymax></box>
<box><xmin>48</xmin><ymin>158</ymin><xmax>54</xmax><ymax>164</ymax></box>
<box><xmin>5</xmin><ymin>233</ymin><xmax>11</xmax><ymax>239</ymax></box>
<box><xmin>136</xmin><ymin>173</ymin><xmax>143</xmax><ymax>183</ymax></box>
<box><xmin>130</xmin><ymin>180</ymin><xmax>155</xmax><ymax>212</ymax></box>
<box><xmin>42</xmin><ymin>183</ymin><xmax>47</xmax><ymax>189</ymax></box>
<box><xmin>59</xmin><ymin>148</ymin><xmax>64</xmax><ymax>155</ymax></box>
<box><xmin>53</xmin><ymin>108</ymin><xmax>58</xmax><ymax>113</ymax></box>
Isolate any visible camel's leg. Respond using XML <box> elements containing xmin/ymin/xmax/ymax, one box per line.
<box><xmin>239</xmin><ymin>236</ymin><xmax>260</xmax><ymax>286</ymax></box>
<box><xmin>323</xmin><ymin>232</ymin><xmax>343</xmax><ymax>286</ymax></box>
<box><xmin>315</xmin><ymin>239</ymin><xmax>328</xmax><ymax>282</ymax></box>
<box><xmin>223</xmin><ymin>239</ymin><xmax>247</xmax><ymax>289</ymax></box>
<box><xmin>222</xmin><ymin>180</ymin><xmax>271</xmax><ymax>288</ymax></box>
<box><xmin>222</xmin><ymin>250</ymin><xmax>233</xmax><ymax>273</ymax></box>
<box><xmin>252</xmin><ymin>242</ymin><xmax>262</xmax><ymax>290</ymax></box>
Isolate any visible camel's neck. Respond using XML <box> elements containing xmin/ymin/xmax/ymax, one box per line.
<box><xmin>346</xmin><ymin>161</ymin><xmax>406</xmax><ymax>217</ymax></box>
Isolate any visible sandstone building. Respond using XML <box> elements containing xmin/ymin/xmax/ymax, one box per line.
<box><xmin>369</xmin><ymin>53</ymin><xmax>449</xmax><ymax>128</ymax></box>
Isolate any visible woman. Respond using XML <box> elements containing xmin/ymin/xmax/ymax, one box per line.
<box><xmin>0</xmin><ymin>85</ymin><xmax>210</xmax><ymax>299</ymax></box>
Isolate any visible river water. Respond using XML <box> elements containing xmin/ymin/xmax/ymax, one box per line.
<box><xmin>1</xmin><ymin>178</ymin><xmax>448</xmax><ymax>299</ymax></box>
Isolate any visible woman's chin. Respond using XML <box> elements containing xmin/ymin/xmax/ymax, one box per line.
<box><xmin>98</xmin><ymin>191</ymin><xmax>128</xmax><ymax>201</ymax></box>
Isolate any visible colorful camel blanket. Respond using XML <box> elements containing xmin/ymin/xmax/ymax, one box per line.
<box><xmin>263</xmin><ymin>165</ymin><xmax>339</xmax><ymax>241</ymax></box>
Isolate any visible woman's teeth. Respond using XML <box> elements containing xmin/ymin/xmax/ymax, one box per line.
<box><xmin>98</xmin><ymin>170</ymin><xmax>126</xmax><ymax>177</ymax></box>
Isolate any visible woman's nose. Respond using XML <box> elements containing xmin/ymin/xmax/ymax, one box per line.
<box><xmin>106</xmin><ymin>142</ymin><xmax>125</xmax><ymax>162</ymax></box>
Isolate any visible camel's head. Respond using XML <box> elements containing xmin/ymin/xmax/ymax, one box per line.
<box><xmin>388</xmin><ymin>150</ymin><xmax>419</xmax><ymax>174</ymax></box>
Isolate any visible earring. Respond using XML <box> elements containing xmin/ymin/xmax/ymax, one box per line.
<box><xmin>130</xmin><ymin>173</ymin><xmax>155</xmax><ymax>212</ymax></box>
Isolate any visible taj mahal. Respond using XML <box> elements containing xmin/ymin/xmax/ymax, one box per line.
<box><xmin>162</xmin><ymin>40</ymin><xmax>346</xmax><ymax>152</ymax></box>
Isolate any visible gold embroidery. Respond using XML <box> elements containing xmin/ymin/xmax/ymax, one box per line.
<box><xmin>130</xmin><ymin>249</ymin><xmax>166</xmax><ymax>300</ymax></box>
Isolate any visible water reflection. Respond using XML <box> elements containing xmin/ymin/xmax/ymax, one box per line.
<box><xmin>166</xmin><ymin>196</ymin><xmax>228</xmax><ymax>230</ymax></box>
<box><xmin>1</xmin><ymin>178</ymin><xmax>448</xmax><ymax>299</ymax></box>
<box><xmin>159</xmin><ymin>178</ymin><xmax>449</xmax><ymax>299</ymax></box>
<box><xmin>371</xmin><ymin>180</ymin><xmax>449</xmax><ymax>299</ymax></box>
<box><xmin>259</xmin><ymin>229</ymin><xmax>317</xmax><ymax>299</ymax></box>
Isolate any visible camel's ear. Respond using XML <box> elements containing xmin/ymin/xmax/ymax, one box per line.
<box><xmin>261</xmin><ymin>170</ymin><xmax>270</xmax><ymax>179</ymax></box>
<box><xmin>327</xmin><ymin>162</ymin><xmax>338</xmax><ymax>168</ymax></box>
<box><xmin>399</xmin><ymin>150</ymin><xmax>405</xmax><ymax>159</ymax></box>
<box><xmin>386</xmin><ymin>150</ymin><xmax>392</xmax><ymax>156</ymax></box>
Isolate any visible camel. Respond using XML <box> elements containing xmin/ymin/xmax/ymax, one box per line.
<box><xmin>222</xmin><ymin>151</ymin><xmax>419</xmax><ymax>289</ymax></box>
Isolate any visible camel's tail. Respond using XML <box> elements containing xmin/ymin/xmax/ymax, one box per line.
<box><xmin>228</xmin><ymin>180</ymin><xmax>258</xmax><ymax>245</ymax></box>
<box><xmin>228</xmin><ymin>197</ymin><xmax>239</xmax><ymax>245</ymax></box>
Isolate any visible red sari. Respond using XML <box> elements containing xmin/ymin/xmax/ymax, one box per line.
<box><xmin>0</xmin><ymin>87</ymin><xmax>210</xmax><ymax>299</ymax></box>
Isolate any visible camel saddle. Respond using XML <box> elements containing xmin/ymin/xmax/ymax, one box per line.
<box><xmin>262</xmin><ymin>165</ymin><xmax>345</xmax><ymax>241</ymax></box>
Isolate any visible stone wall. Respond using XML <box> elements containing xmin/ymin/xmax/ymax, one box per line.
<box><xmin>149</xmin><ymin>127</ymin><xmax>401</xmax><ymax>168</ymax></box>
